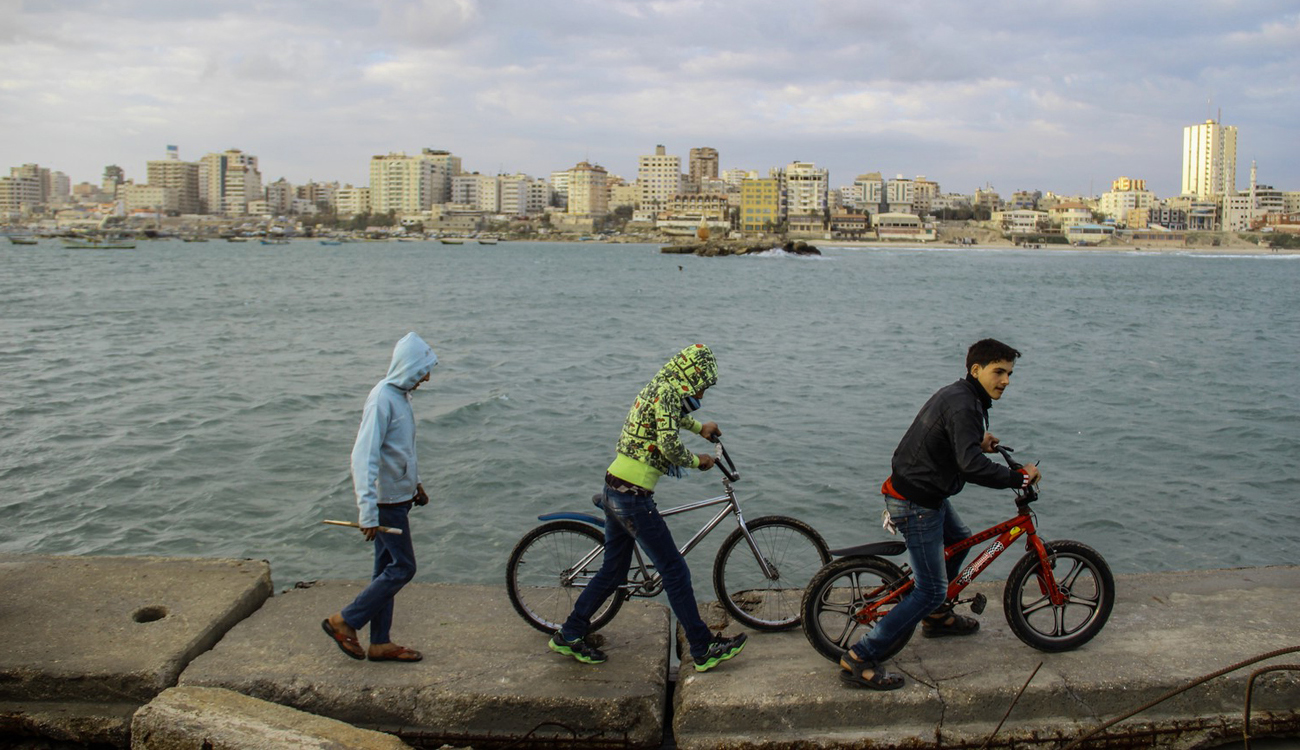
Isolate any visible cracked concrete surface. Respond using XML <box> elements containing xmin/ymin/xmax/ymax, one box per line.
<box><xmin>672</xmin><ymin>567</ymin><xmax>1300</xmax><ymax>749</ymax></box>
<box><xmin>178</xmin><ymin>581</ymin><xmax>671</xmax><ymax>748</ymax></box>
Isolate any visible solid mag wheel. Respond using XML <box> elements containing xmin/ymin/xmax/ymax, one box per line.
<box><xmin>800</xmin><ymin>555</ymin><xmax>910</xmax><ymax>663</ymax></box>
<box><xmin>506</xmin><ymin>520</ymin><xmax>625</xmax><ymax>634</ymax></box>
<box><xmin>712</xmin><ymin>515</ymin><xmax>831</xmax><ymax>631</ymax></box>
<box><xmin>1003</xmin><ymin>539</ymin><xmax>1115</xmax><ymax>652</ymax></box>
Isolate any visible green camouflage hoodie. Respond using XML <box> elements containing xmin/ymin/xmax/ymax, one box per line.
<box><xmin>607</xmin><ymin>344</ymin><xmax>719</xmax><ymax>491</ymax></box>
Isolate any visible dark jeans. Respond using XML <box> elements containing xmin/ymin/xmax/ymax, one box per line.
<box><xmin>851</xmin><ymin>496</ymin><xmax>971</xmax><ymax>663</ymax></box>
<box><xmin>341</xmin><ymin>503</ymin><xmax>415</xmax><ymax>645</ymax></box>
<box><xmin>561</xmin><ymin>486</ymin><xmax>714</xmax><ymax>660</ymax></box>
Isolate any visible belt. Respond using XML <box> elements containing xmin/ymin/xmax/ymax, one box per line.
<box><xmin>604</xmin><ymin>473</ymin><xmax>652</xmax><ymax>497</ymax></box>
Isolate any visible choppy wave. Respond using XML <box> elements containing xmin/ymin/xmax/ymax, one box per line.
<box><xmin>2</xmin><ymin>240</ymin><xmax>1298</xmax><ymax>589</ymax></box>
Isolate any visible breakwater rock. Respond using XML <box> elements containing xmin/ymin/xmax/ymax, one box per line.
<box><xmin>661</xmin><ymin>239</ymin><xmax>821</xmax><ymax>257</ymax></box>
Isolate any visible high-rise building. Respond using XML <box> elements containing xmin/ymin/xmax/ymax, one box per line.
<box><xmin>638</xmin><ymin>145</ymin><xmax>681</xmax><ymax>209</ymax></box>
<box><xmin>688</xmin><ymin>147</ymin><xmax>719</xmax><ymax>187</ymax></box>
<box><xmin>147</xmin><ymin>148</ymin><xmax>201</xmax><ymax>214</ymax></box>
<box><xmin>199</xmin><ymin>149</ymin><xmax>262</xmax><ymax>215</ymax></box>
<box><xmin>102</xmin><ymin>165</ymin><xmax>124</xmax><ymax>194</ymax></box>
<box><xmin>369</xmin><ymin>149</ymin><xmax>461</xmax><ymax>215</ymax></box>
<box><xmin>783</xmin><ymin>161</ymin><xmax>829</xmax><ymax>219</ymax></box>
<box><xmin>1181</xmin><ymin>118</ymin><xmax>1237</xmax><ymax>199</ymax></box>
<box><xmin>566</xmin><ymin>161</ymin><xmax>609</xmax><ymax>217</ymax></box>
<box><xmin>451</xmin><ymin>173</ymin><xmax>501</xmax><ymax>213</ymax></box>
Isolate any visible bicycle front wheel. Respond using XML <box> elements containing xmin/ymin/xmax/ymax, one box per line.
<box><xmin>1003</xmin><ymin>539</ymin><xmax>1114</xmax><ymax>652</ymax></box>
<box><xmin>506</xmin><ymin>520</ymin><xmax>625</xmax><ymax>634</ymax></box>
<box><xmin>800</xmin><ymin>555</ymin><xmax>910</xmax><ymax>663</ymax></box>
<box><xmin>712</xmin><ymin>515</ymin><xmax>831</xmax><ymax>631</ymax></box>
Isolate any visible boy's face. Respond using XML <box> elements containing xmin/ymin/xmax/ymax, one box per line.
<box><xmin>971</xmin><ymin>359</ymin><xmax>1015</xmax><ymax>400</ymax></box>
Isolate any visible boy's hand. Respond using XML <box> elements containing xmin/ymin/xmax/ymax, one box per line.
<box><xmin>1024</xmin><ymin>464</ymin><xmax>1042</xmax><ymax>486</ymax></box>
<box><xmin>700</xmin><ymin>422</ymin><xmax>722</xmax><ymax>442</ymax></box>
<box><xmin>980</xmin><ymin>432</ymin><xmax>1000</xmax><ymax>453</ymax></box>
<box><xmin>413</xmin><ymin>483</ymin><xmax>429</xmax><ymax>506</ymax></box>
<box><xmin>361</xmin><ymin>526</ymin><xmax>378</xmax><ymax>541</ymax></box>
<box><xmin>697</xmin><ymin>453</ymin><xmax>715</xmax><ymax>471</ymax></box>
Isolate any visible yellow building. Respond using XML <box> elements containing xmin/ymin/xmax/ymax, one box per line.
<box><xmin>740</xmin><ymin>178</ymin><xmax>780</xmax><ymax>233</ymax></box>
<box><xmin>566</xmin><ymin>161</ymin><xmax>609</xmax><ymax>218</ymax></box>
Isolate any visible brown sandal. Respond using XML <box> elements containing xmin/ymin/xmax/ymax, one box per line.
<box><xmin>368</xmin><ymin>646</ymin><xmax>423</xmax><ymax>662</ymax></box>
<box><xmin>321</xmin><ymin>618</ymin><xmax>365</xmax><ymax>660</ymax></box>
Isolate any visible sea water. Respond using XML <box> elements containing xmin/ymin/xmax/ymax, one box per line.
<box><xmin>2</xmin><ymin>240</ymin><xmax>1297</xmax><ymax>590</ymax></box>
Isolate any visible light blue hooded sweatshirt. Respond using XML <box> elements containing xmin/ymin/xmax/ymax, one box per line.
<box><xmin>351</xmin><ymin>332</ymin><xmax>438</xmax><ymax>528</ymax></box>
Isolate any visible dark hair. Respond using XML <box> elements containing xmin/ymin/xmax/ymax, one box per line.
<box><xmin>966</xmin><ymin>338</ymin><xmax>1021</xmax><ymax>371</ymax></box>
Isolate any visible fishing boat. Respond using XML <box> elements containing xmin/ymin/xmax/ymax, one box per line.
<box><xmin>439</xmin><ymin>237</ymin><xmax>466</xmax><ymax>245</ymax></box>
<box><xmin>319</xmin><ymin>239</ymin><xmax>343</xmax><ymax>246</ymax></box>
<box><xmin>477</xmin><ymin>237</ymin><xmax>499</xmax><ymax>245</ymax></box>
<box><xmin>63</xmin><ymin>237</ymin><xmax>136</xmax><ymax>249</ymax></box>
<box><xmin>260</xmin><ymin>238</ymin><xmax>289</xmax><ymax>245</ymax></box>
<box><xmin>8</xmin><ymin>236</ymin><xmax>39</xmax><ymax>245</ymax></box>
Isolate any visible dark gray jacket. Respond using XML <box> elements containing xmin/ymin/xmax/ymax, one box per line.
<box><xmin>889</xmin><ymin>376</ymin><xmax>1020</xmax><ymax>509</ymax></box>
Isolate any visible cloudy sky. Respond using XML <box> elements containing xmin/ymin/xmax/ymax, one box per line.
<box><xmin>2</xmin><ymin>0</ymin><xmax>1297</xmax><ymax>199</ymax></box>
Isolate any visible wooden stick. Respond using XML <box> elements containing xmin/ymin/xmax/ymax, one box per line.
<box><xmin>322</xmin><ymin>520</ymin><xmax>403</xmax><ymax>535</ymax></box>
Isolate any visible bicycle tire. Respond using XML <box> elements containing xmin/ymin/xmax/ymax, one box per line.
<box><xmin>506</xmin><ymin>520</ymin><xmax>626</xmax><ymax>634</ymax></box>
<box><xmin>713</xmin><ymin>515</ymin><xmax>831</xmax><ymax>631</ymax></box>
<box><xmin>800</xmin><ymin>555</ymin><xmax>911</xmax><ymax>663</ymax></box>
<box><xmin>1003</xmin><ymin>539</ymin><xmax>1114</xmax><ymax>652</ymax></box>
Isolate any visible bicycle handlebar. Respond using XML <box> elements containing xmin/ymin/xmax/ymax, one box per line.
<box><xmin>995</xmin><ymin>445</ymin><xmax>1038</xmax><ymax>505</ymax></box>
<box><xmin>712</xmin><ymin>441</ymin><xmax>739</xmax><ymax>482</ymax></box>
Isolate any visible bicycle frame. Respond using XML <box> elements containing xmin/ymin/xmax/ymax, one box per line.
<box><xmin>852</xmin><ymin>505</ymin><xmax>1065</xmax><ymax>625</ymax></box>
<box><xmin>557</xmin><ymin>446</ymin><xmax>779</xmax><ymax>597</ymax></box>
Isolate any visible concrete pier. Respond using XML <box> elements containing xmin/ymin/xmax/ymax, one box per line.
<box><xmin>178</xmin><ymin>581</ymin><xmax>671</xmax><ymax>748</ymax></box>
<box><xmin>673</xmin><ymin>566</ymin><xmax>1300</xmax><ymax>749</ymax></box>
<box><xmin>1</xmin><ymin>555</ymin><xmax>1297</xmax><ymax>749</ymax></box>
<box><xmin>0</xmin><ymin>555</ymin><xmax>272</xmax><ymax>746</ymax></box>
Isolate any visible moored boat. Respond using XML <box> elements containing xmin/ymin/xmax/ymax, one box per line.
<box><xmin>439</xmin><ymin>237</ymin><xmax>466</xmax><ymax>245</ymax></box>
<box><xmin>8</xmin><ymin>236</ymin><xmax>39</xmax><ymax>245</ymax></box>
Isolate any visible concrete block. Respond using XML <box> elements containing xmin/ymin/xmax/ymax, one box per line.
<box><xmin>179</xmin><ymin>581</ymin><xmax>670</xmax><ymax>748</ymax></box>
<box><xmin>0</xmin><ymin>555</ymin><xmax>272</xmax><ymax>746</ymax></box>
<box><xmin>131</xmin><ymin>686</ymin><xmax>412</xmax><ymax>749</ymax></box>
<box><xmin>672</xmin><ymin>567</ymin><xmax>1300</xmax><ymax>749</ymax></box>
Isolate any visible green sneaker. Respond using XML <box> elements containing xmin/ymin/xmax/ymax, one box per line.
<box><xmin>693</xmin><ymin>632</ymin><xmax>747</xmax><ymax>672</ymax></box>
<box><xmin>549</xmin><ymin>631</ymin><xmax>607</xmax><ymax>664</ymax></box>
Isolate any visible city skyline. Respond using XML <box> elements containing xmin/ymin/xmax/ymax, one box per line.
<box><xmin>2</xmin><ymin>1</ymin><xmax>1297</xmax><ymax>197</ymax></box>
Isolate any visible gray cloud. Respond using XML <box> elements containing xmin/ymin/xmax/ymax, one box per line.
<box><xmin>1</xmin><ymin>0</ymin><xmax>1296</xmax><ymax>196</ymax></box>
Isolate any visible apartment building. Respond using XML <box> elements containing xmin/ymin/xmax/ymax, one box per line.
<box><xmin>566</xmin><ymin>161</ymin><xmax>609</xmax><ymax>217</ymax></box>
<box><xmin>368</xmin><ymin>149</ymin><xmax>461</xmax><ymax>215</ymax></box>
<box><xmin>200</xmin><ymin>149</ymin><xmax>262</xmax><ymax>215</ymax></box>
<box><xmin>452</xmin><ymin>173</ymin><xmax>502</xmax><ymax>213</ymax></box>
<box><xmin>0</xmin><ymin>174</ymin><xmax>42</xmax><ymax>216</ymax></box>
<box><xmin>885</xmin><ymin>175</ymin><xmax>914</xmax><ymax>214</ymax></box>
<box><xmin>499</xmin><ymin>174</ymin><xmax>550</xmax><ymax>216</ymax></box>
<box><xmin>912</xmin><ymin>177</ymin><xmax>940</xmax><ymax>216</ymax></box>
<box><xmin>783</xmin><ymin>161</ymin><xmax>828</xmax><ymax>218</ymax></box>
<box><xmin>147</xmin><ymin>147</ymin><xmax>200</xmax><ymax>214</ymax></box>
<box><xmin>1182</xmin><ymin>118</ymin><xmax>1237</xmax><ymax>199</ymax></box>
<box><xmin>638</xmin><ymin>145</ymin><xmax>681</xmax><ymax>209</ymax></box>
<box><xmin>688</xmin><ymin>147</ymin><xmax>719</xmax><ymax>188</ymax></box>
<box><xmin>740</xmin><ymin>178</ymin><xmax>780</xmax><ymax>233</ymax></box>
<box><xmin>336</xmin><ymin>186</ymin><xmax>372</xmax><ymax>218</ymax></box>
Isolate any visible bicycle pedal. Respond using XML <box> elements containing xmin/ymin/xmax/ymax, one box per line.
<box><xmin>970</xmin><ymin>593</ymin><xmax>987</xmax><ymax>615</ymax></box>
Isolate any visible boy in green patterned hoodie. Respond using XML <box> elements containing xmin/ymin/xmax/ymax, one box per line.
<box><xmin>550</xmin><ymin>344</ymin><xmax>748</xmax><ymax>672</ymax></box>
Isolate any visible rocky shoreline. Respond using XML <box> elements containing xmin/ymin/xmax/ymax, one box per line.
<box><xmin>660</xmin><ymin>239</ymin><xmax>821</xmax><ymax>256</ymax></box>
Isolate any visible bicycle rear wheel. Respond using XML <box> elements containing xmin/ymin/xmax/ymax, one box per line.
<box><xmin>713</xmin><ymin>515</ymin><xmax>831</xmax><ymax>631</ymax></box>
<box><xmin>1003</xmin><ymin>539</ymin><xmax>1114</xmax><ymax>652</ymax></box>
<box><xmin>800</xmin><ymin>556</ymin><xmax>911</xmax><ymax>663</ymax></box>
<box><xmin>506</xmin><ymin>520</ymin><xmax>625</xmax><ymax>634</ymax></box>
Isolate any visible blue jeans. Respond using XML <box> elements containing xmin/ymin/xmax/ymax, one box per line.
<box><xmin>851</xmin><ymin>496</ymin><xmax>971</xmax><ymax>663</ymax></box>
<box><xmin>341</xmin><ymin>503</ymin><xmax>415</xmax><ymax>645</ymax></box>
<box><xmin>562</xmin><ymin>487</ymin><xmax>714</xmax><ymax>660</ymax></box>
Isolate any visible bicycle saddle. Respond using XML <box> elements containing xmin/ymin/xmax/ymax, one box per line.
<box><xmin>829</xmin><ymin>540</ymin><xmax>907</xmax><ymax>558</ymax></box>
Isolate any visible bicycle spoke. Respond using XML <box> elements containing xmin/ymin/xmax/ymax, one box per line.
<box><xmin>1020</xmin><ymin>592</ymin><xmax>1054</xmax><ymax>617</ymax></box>
<box><xmin>1057</xmin><ymin>558</ymin><xmax>1085</xmax><ymax>591</ymax></box>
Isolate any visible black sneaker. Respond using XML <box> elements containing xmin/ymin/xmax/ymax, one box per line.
<box><xmin>693</xmin><ymin>632</ymin><xmax>747</xmax><ymax>672</ymax></box>
<box><xmin>549</xmin><ymin>631</ymin><xmax>607</xmax><ymax>664</ymax></box>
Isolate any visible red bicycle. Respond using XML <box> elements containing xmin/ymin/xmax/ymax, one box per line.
<box><xmin>801</xmin><ymin>446</ymin><xmax>1115</xmax><ymax>662</ymax></box>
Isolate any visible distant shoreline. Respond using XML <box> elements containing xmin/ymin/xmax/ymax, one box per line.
<box><xmin>820</xmin><ymin>239</ymin><xmax>1300</xmax><ymax>256</ymax></box>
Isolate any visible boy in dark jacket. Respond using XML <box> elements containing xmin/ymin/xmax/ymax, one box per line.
<box><xmin>840</xmin><ymin>338</ymin><xmax>1041</xmax><ymax>690</ymax></box>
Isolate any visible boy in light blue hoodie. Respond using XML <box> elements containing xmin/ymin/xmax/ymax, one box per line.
<box><xmin>323</xmin><ymin>332</ymin><xmax>438</xmax><ymax>662</ymax></box>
